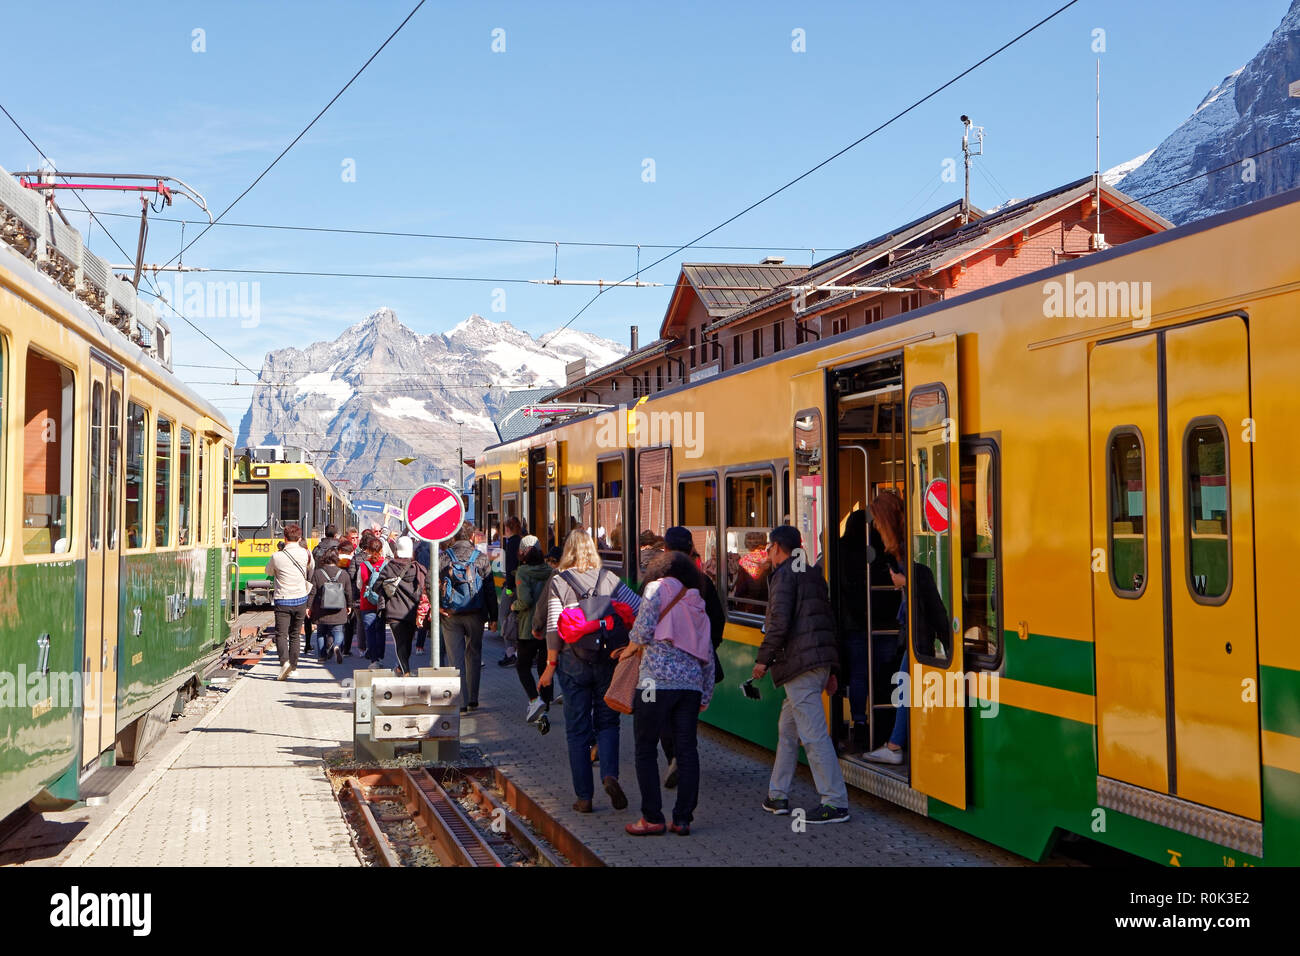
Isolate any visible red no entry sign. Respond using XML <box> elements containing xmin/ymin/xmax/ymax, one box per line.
<box><xmin>923</xmin><ymin>478</ymin><xmax>949</xmax><ymax>534</ymax></box>
<box><xmin>405</xmin><ymin>483</ymin><xmax>465</xmax><ymax>543</ymax></box>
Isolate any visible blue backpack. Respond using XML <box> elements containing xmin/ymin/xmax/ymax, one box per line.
<box><xmin>443</xmin><ymin>550</ymin><xmax>485</xmax><ymax>613</ymax></box>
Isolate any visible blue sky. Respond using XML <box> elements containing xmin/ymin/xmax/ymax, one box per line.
<box><xmin>2</xmin><ymin>0</ymin><xmax>1290</xmax><ymax>424</ymax></box>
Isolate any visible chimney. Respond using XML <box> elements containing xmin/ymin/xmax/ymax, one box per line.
<box><xmin>630</xmin><ymin>325</ymin><xmax>639</xmax><ymax>350</ymax></box>
<box><xmin>760</xmin><ymin>255</ymin><xmax>785</xmax><ymax>265</ymax></box>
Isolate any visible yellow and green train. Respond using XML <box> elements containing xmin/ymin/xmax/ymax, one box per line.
<box><xmin>233</xmin><ymin>448</ymin><xmax>356</xmax><ymax>606</ymax></box>
<box><xmin>0</xmin><ymin>180</ymin><xmax>238</xmax><ymax>820</ymax></box>
<box><xmin>475</xmin><ymin>188</ymin><xmax>1300</xmax><ymax>866</ymax></box>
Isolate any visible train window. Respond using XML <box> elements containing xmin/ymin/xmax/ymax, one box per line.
<box><xmin>155</xmin><ymin>418</ymin><xmax>173</xmax><ymax>547</ymax></box>
<box><xmin>24</xmin><ymin>353</ymin><xmax>75</xmax><ymax>555</ymax></box>
<box><xmin>90</xmin><ymin>382</ymin><xmax>103</xmax><ymax>551</ymax></box>
<box><xmin>223</xmin><ymin>447</ymin><xmax>231</xmax><ymax>539</ymax></box>
<box><xmin>197</xmin><ymin>440</ymin><xmax>205</xmax><ymax>545</ymax></box>
<box><xmin>725</xmin><ymin>471</ymin><xmax>775</xmax><ymax>617</ymax></box>
<box><xmin>124</xmin><ymin>403</ymin><xmax>148</xmax><ymax>546</ymax></box>
<box><xmin>1186</xmin><ymin>418</ymin><xmax>1230</xmax><ymax>602</ymax></box>
<box><xmin>637</xmin><ymin>448</ymin><xmax>672</xmax><ymax>575</ymax></box>
<box><xmin>563</xmin><ymin>487</ymin><xmax>593</xmax><ymax>544</ymax></box>
<box><xmin>178</xmin><ymin>428</ymin><xmax>193</xmax><ymax>546</ymax></box>
<box><xmin>1105</xmin><ymin>429</ymin><xmax>1146</xmax><ymax>595</ymax></box>
<box><xmin>108</xmin><ymin>389</ymin><xmax>121</xmax><ymax>551</ymax></box>
<box><xmin>678</xmin><ymin>476</ymin><xmax>718</xmax><ymax>585</ymax></box>
<box><xmin>793</xmin><ymin>410</ymin><xmax>824</xmax><ymax>566</ymax></box>
<box><xmin>596</xmin><ymin>457</ymin><xmax>625</xmax><ymax>567</ymax></box>
<box><xmin>908</xmin><ymin>387</ymin><xmax>954</xmax><ymax>665</ymax></box>
<box><xmin>235</xmin><ymin>482</ymin><xmax>269</xmax><ymax>532</ymax></box>
<box><xmin>960</xmin><ymin>439</ymin><xmax>1002</xmax><ymax>666</ymax></box>
<box><xmin>281</xmin><ymin>487</ymin><xmax>301</xmax><ymax>525</ymax></box>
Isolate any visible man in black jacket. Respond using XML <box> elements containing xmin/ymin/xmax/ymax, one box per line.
<box><xmin>659</xmin><ymin>526</ymin><xmax>725</xmax><ymax>788</ymax></box>
<box><xmin>753</xmin><ymin>525</ymin><xmax>850</xmax><ymax>824</ymax></box>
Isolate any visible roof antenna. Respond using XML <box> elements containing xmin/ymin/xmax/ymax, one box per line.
<box><xmin>1092</xmin><ymin>59</ymin><xmax>1107</xmax><ymax>250</ymax></box>
<box><xmin>960</xmin><ymin>115</ymin><xmax>983</xmax><ymax>224</ymax></box>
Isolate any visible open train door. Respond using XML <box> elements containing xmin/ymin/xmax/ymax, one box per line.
<box><xmin>903</xmin><ymin>334</ymin><xmax>967</xmax><ymax>809</ymax></box>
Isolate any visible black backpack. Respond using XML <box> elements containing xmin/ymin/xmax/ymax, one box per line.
<box><xmin>560</xmin><ymin>569</ymin><xmax>630</xmax><ymax>664</ymax></box>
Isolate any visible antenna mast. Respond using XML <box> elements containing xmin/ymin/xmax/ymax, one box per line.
<box><xmin>1093</xmin><ymin>59</ymin><xmax>1106</xmax><ymax>250</ymax></box>
<box><xmin>960</xmin><ymin>115</ymin><xmax>984</xmax><ymax>224</ymax></box>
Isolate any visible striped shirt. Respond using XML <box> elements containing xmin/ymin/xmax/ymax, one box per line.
<box><xmin>544</xmin><ymin>567</ymin><xmax>641</xmax><ymax>654</ymax></box>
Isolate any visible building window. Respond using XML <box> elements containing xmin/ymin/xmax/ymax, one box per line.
<box><xmin>1106</xmin><ymin>429</ymin><xmax>1146</xmax><ymax>595</ymax></box>
<box><xmin>126</xmin><ymin>402</ymin><xmax>147</xmax><ymax>548</ymax></box>
<box><xmin>155</xmin><ymin>417</ymin><xmax>173</xmax><ymax>547</ymax></box>
<box><xmin>712</xmin><ymin>333</ymin><xmax>721</xmax><ymax>361</ymax></box>
<box><xmin>596</xmin><ymin>457</ymin><xmax>625</xmax><ymax>568</ymax></box>
<box><xmin>961</xmin><ymin>439</ymin><xmax>1002</xmax><ymax>666</ymax></box>
<box><xmin>1186</xmin><ymin>418</ymin><xmax>1230</xmax><ymax>602</ymax></box>
<box><xmin>678</xmin><ymin>476</ymin><xmax>719</xmax><ymax>585</ymax></box>
<box><xmin>773</xmin><ymin>322</ymin><xmax>784</xmax><ymax>353</ymax></box>
<box><xmin>657</xmin><ymin>365</ymin><xmax>664</xmax><ymax>391</ymax></box>
<box><xmin>612</xmin><ymin>378</ymin><xmax>619</xmax><ymax>393</ymax></box>
<box><xmin>752</xmin><ymin>328</ymin><xmax>764</xmax><ymax>360</ymax></box>
<box><xmin>689</xmin><ymin>328</ymin><xmax>697</xmax><ymax>369</ymax></box>
<box><xmin>643</xmin><ymin>371</ymin><xmax>649</xmax><ymax>396</ymax></box>
<box><xmin>732</xmin><ymin>336</ymin><xmax>742</xmax><ymax>367</ymax></box>
<box><xmin>795</xmin><ymin>322</ymin><xmax>806</xmax><ymax>345</ymax></box>
<box><xmin>831</xmin><ymin>314</ymin><xmax>849</xmax><ymax>335</ymax></box>
<box><xmin>632</xmin><ymin>376</ymin><xmax>641</xmax><ymax>399</ymax></box>
<box><xmin>725</xmin><ymin>472</ymin><xmax>775</xmax><ymax>617</ymax></box>
<box><xmin>901</xmin><ymin>292</ymin><xmax>921</xmax><ymax>313</ymax></box>
<box><xmin>866</xmin><ymin>304</ymin><xmax>882</xmax><ymax>324</ymax></box>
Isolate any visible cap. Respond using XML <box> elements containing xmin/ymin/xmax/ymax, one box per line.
<box><xmin>395</xmin><ymin>536</ymin><xmax>414</xmax><ymax>559</ymax></box>
<box><xmin>663</xmin><ymin>526</ymin><xmax>694</xmax><ymax>554</ymax></box>
<box><xmin>520</xmin><ymin>534</ymin><xmax>539</xmax><ymax>551</ymax></box>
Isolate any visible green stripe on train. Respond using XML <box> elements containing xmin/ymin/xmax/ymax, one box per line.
<box><xmin>1002</xmin><ymin>629</ymin><xmax>1095</xmax><ymax>697</ymax></box>
<box><xmin>1261</xmin><ymin>665</ymin><xmax>1300</xmax><ymax>739</ymax></box>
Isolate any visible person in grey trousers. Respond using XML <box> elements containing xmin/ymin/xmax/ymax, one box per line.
<box><xmin>439</xmin><ymin>522</ymin><xmax>498</xmax><ymax>711</ymax></box>
<box><xmin>753</xmin><ymin>524</ymin><xmax>850</xmax><ymax>824</ymax></box>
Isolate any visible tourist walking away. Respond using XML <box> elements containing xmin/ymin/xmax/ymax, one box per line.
<box><xmin>357</xmin><ymin>537</ymin><xmax>389</xmax><ymax>669</ymax></box>
<box><xmin>511</xmin><ymin>535</ymin><xmax>554</xmax><ymax>731</ymax></box>
<box><xmin>863</xmin><ymin>491</ymin><xmax>950</xmax><ymax>765</ymax></box>
<box><xmin>838</xmin><ymin>510</ymin><xmax>872</xmax><ymax>752</ymax></box>
<box><xmin>413</xmin><ymin>539</ymin><xmax>432</xmax><ymax>655</ymax></box>
<box><xmin>538</xmin><ymin>531</ymin><xmax>642</xmax><ymax>814</ymax></box>
<box><xmin>659</xmin><ymin>526</ymin><xmax>724</xmax><ymax>788</ymax></box>
<box><xmin>754</xmin><ymin>525</ymin><xmax>850</xmax><ymax>823</ymax></box>
<box><xmin>350</xmin><ymin>530</ymin><xmax>378</xmax><ymax>654</ymax></box>
<box><xmin>337</xmin><ymin>533</ymin><xmax>358</xmax><ymax>656</ymax></box>
<box><xmin>265</xmin><ymin>523</ymin><xmax>314</xmax><ymax>680</ymax></box>
<box><xmin>498</xmin><ymin>516</ymin><xmax>523</xmax><ymax>667</ymax></box>
<box><xmin>621</xmin><ymin>551</ymin><xmax>715</xmax><ymax>836</ymax></box>
<box><xmin>377</xmin><ymin>536</ymin><xmax>429</xmax><ymax>676</ymax></box>
<box><xmin>440</xmin><ymin>523</ymin><xmax>498</xmax><ymax>711</ymax></box>
<box><xmin>308</xmin><ymin>547</ymin><xmax>354</xmax><ymax>664</ymax></box>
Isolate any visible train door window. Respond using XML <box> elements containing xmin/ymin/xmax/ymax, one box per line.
<box><xmin>638</xmin><ymin>448</ymin><xmax>672</xmax><ymax>574</ymax></box>
<box><xmin>90</xmin><ymin>381</ymin><xmax>103</xmax><ymax>551</ymax></box>
<box><xmin>564</xmin><ymin>486</ymin><xmax>594</xmax><ymax>542</ymax></box>
<box><xmin>793</xmin><ymin>410</ymin><xmax>824</xmax><ymax>566</ymax></box>
<box><xmin>908</xmin><ymin>387</ymin><xmax>953</xmax><ymax>665</ymax></box>
<box><xmin>125</xmin><ymin>403</ymin><xmax>147</xmax><ymax>549</ymax></box>
<box><xmin>1105</xmin><ymin>429</ymin><xmax>1146</xmax><ymax>595</ymax></box>
<box><xmin>487</xmin><ymin>473</ymin><xmax>502</xmax><ymax>544</ymax></box>
<box><xmin>108</xmin><ymin>389</ymin><xmax>121</xmax><ymax>551</ymax></box>
<box><xmin>596</xmin><ymin>457</ymin><xmax>625</xmax><ymax>568</ymax></box>
<box><xmin>223</xmin><ymin>447</ymin><xmax>231</xmax><ymax>539</ymax></box>
<box><xmin>1185</xmin><ymin>418</ymin><xmax>1230</xmax><ymax>602</ymax></box>
<box><xmin>960</xmin><ymin>439</ymin><xmax>1002</xmax><ymax>666</ymax></box>
<box><xmin>178</xmin><ymin>428</ymin><xmax>193</xmax><ymax>545</ymax></box>
<box><xmin>281</xmin><ymin>487</ymin><xmax>301</xmax><ymax>525</ymax></box>
<box><xmin>678</xmin><ymin>475</ymin><xmax>718</xmax><ymax>583</ymax></box>
<box><xmin>725</xmin><ymin>471</ymin><xmax>775</xmax><ymax>617</ymax></box>
<box><xmin>197</xmin><ymin>440</ymin><xmax>205</xmax><ymax>545</ymax></box>
<box><xmin>24</xmin><ymin>352</ymin><xmax>75</xmax><ymax>555</ymax></box>
<box><xmin>155</xmin><ymin>418</ymin><xmax>172</xmax><ymax>546</ymax></box>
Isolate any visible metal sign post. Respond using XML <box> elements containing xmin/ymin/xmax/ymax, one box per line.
<box><xmin>430</xmin><ymin>539</ymin><xmax>440</xmax><ymax>668</ymax></box>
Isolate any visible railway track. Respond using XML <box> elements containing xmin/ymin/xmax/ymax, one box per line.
<box><xmin>331</xmin><ymin>766</ymin><xmax>601</xmax><ymax>867</ymax></box>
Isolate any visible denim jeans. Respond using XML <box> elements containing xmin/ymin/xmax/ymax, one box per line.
<box><xmin>889</xmin><ymin>648</ymin><xmax>910</xmax><ymax>749</ymax></box>
<box><xmin>844</xmin><ymin>629</ymin><xmax>869</xmax><ymax>725</ymax></box>
<box><xmin>555</xmin><ymin>651</ymin><xmax>620</xmax><ymax>801</ymax></box>
<box><xmin>634</xmin><ymin>688</ymin><xmax>702</xmax><ymax>825</ymax></box>
<box><xmin>363</xmin><ymin>611</ymin><xmax>385</xmax><ymax>663</ymax></box>
<box><xmin>316</xmin><ymin>623</ymin><xmax>344</xmax><ymax>656</ymax></box>
<box><xmin>769</xmin><ymin>666</ymin><xmax>849</xmax><ymax>809</ymax></box>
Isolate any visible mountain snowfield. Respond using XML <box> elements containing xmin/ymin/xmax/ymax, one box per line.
<box><xmin>1103</xmin><ymin>1</ymin><xmax>1300</xmax><ymax>223</ymax></box>
<box><xmin>236</xmin><ymin>308</ymin><xmax>625</xmax><ymax>500</ymax></box>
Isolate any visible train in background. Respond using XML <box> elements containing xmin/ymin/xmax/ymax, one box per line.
<box><xmin>0</xmin><ymin>164</ymin><xmax>238</xmax><ymax>821</ymax></box>
<box><xmin>233</xmin><ymin>445</ymin><xmax>357</xmax><ymax>607</ymax></box>
<box><xmin>474</xmin><ymin>188</ymin><xmax>1300</xmax><ymax>866</ymax></box>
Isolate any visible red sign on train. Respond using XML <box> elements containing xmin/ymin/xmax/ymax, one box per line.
<box><xmin>923</xmin><ymin>479</ymin><xmax>949</xmax><ymax>534</ymax></box>
<box><xmin>405</xmin><ymin>484</ymin><xmax>465</xmax><ymax>543</ymax></box>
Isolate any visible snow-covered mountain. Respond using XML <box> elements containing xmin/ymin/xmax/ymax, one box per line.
<box><xmin>1104</xmin><ymin>1</ymin><xmax>1300</xmax><ymax>223</ymax></box>
<box><xmin>236</xmin><ymin>308</ymin><xmax>625</xmax><ymax>502</ymax></box>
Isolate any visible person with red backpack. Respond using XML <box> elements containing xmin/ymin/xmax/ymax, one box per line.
<box><xmin>538</xmin><ymin>530</ymin><xmax>642</xmax><ymax>814</ymax></box>
<box><xmin>356</xmin><ymin>537</ymin><xmax>389</xmax><ymax>670</ymax></box>
<box><xmin>438</xmin><ymin>522</ymin><xmax>498</xmax><ymax>711</ymax></box>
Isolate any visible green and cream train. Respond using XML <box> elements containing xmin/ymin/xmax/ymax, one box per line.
<box><xmin>475</xmin><ymin>187</ymin><xmax>1300</xmax><ymax>866</ymax></box>
<box><xmin>0</xmin><ymin>167</ymin><xmax>237</xmax><ymax>822</ymax></box>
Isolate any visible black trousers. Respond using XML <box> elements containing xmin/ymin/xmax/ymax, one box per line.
<box><xmin>273</xmin><ymin>604</ymin><xmax>305</xmax><ymax>669</ymax></box>
<box><xmin>515</xmin><ymin>638</ymin><xmax>553</xmax><ymax>704</ymax></box>
<box><xmin>341</xmin><ymin>613</ymin><xmax>356</xmax><ymax>654</ymax></box>
<box><xmin>634</xmin><ymin>689</ymin><xmax>702</xmax><ymax>826</ymax></box>
<box><xmin>391</xmin><ymin>618</ymin><xmax>416</xmax><ymax>675</ymax></box>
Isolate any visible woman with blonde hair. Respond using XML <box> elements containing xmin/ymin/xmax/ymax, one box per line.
<box><xmin>538</xmin><ymin>530</ymin><xmax>642</xmax><ymax>813</ymax></box>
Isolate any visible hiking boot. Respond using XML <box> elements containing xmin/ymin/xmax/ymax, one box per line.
<box><xmin>762</xmin><ymin>797</ymin><xmax>790</xmax><ymax>815</ymax></box>
<box><xmin>806</xmin><ymin>805</ymin><xmax>850</xmax><ymax>825</ymax></box>
<box><xmin>603</xmin><ymin>775</ymin><xmax>628</xmax><ymax>810</ymax></box>
<box><xmin>664</xmin><ymin>758</ymin><xmax>679</xmax><ymax>790</ymax></box>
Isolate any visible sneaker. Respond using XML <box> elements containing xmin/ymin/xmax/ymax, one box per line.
<box><xmin>497</xmin><ymin>655</ymin><xmax>517</xmax><ymax>668</ymax></box>
<box><xmin>334</xmin><ymin>646</ymin><xmax>344</xmax><ymax>664</ymax></box>
<box><xmin>468</xmin><ymin>702</ymin><xmax>479</xmax><ymax>711</ymax></box>
<box><xmin>367</xmin><ymin>662</ymin><xmax>382</xmax><ymax>670</ymax></box>
<box><xmin>603</xmin><ymin>775</ymin><xmax>628</xmax><ymax>810</ymax></box>
<box><xmin>761</xmin><ymin>797</ymin><xmax>790</xmax><ymax>815</ymax></box>
<box><xmin>863</xmin><ymin>745</ymin><xmax>904</xmax><ymax>765</ymax></box>
<box><xmin>806</xmin><ymin>805</ymin><xmax>850</xmax><ymax>825</ymax></box>
<box><xmin>537</xmin><ymin>714</ymin><xmax>550</xmax><ymax>735</ymax></box>
<box><xmin>664</xmin><ymin>758</ymin><xmax>679</xmax><ymax>790</ymax></box>
<box><xmin>526</xmin><ymin>698</ymin><xmax>546</xmax><ymax>724</ymax></box>
<box><xmin>277</xmin><ymin>662</ymin><xmax>292</xmax><ymax>681</ymax></box>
